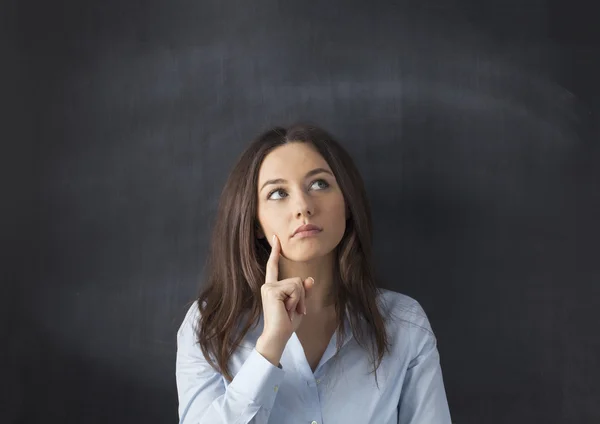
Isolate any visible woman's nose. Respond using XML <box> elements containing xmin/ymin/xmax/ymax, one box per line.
<box><xmin>295</xmin><ymin>193</ymin><xmax>314</xmax><ymax>217</ymax></box>
<box><xmin>297</xmin><ymin>207</ymin><xmax>313</xmax><ymax>217</ymax></box>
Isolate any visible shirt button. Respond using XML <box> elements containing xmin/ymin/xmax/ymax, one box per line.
<box><xmin>311</xmin><ymin>421</ymin><xmax>318</xmax><ymax>424</ymax></box>
<box><xmin>274</xmin><ymin>385</ymin><xmax>279</xmax><ymax>392</ymax></box>
<box><xmin>315</xmin><ymin>379</ymin><xmax>321</xmax><ymax>384</ymax></box>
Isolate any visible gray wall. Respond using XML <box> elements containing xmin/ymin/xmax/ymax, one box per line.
<box><xmin>6</xmin><ymin>0</ymin><xmax>600</xmax><ymax>423</ymax></box>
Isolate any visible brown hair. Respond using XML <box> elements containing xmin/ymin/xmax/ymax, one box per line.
<box><xmin>195</xmin><ymin>123</ymin><xmax>391</xmax><ymax>383</ymax></box>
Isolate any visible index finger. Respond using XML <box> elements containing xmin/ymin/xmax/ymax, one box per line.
<box><xmin>265</xmin><ymin>234</ymin><xmax>280</xmax><ymax>284</ymax></box>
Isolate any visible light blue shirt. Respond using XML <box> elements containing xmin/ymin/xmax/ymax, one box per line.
<box><xmin>176</xmin><ymin>288</ymin><xmax>452</xmax><ymax>423</ymax></box>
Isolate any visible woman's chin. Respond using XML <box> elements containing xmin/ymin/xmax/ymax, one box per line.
<box><xmin>284</xmin><ymin>245</ymin><xmax>337</xmax><ymax>263</ymax></box>
<box><xmin>285</xmin><ymin>251</ymin><xmax>319</xmax><ymax>263</ymax></box>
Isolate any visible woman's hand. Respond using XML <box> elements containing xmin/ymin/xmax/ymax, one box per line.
<box><xmin>256</xmin><ymin>235</ymin><xmax>315</xmax><ymax>365</ymax></box>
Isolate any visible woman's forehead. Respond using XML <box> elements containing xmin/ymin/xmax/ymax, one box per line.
<box><xmin>258</xmin><ymin>143</ymin><xmax>330</xmax><ymax>179</ymax></box>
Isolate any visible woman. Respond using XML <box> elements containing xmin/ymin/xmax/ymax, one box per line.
<box><xmin>176</xmin><ymin>123</ymin><xmax>452</xmax><ymax>423</ymax></box>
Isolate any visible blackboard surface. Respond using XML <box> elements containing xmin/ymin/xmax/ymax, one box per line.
<box><xmin>5</xmin><ymin>0</ymin><xmax>599</xmax><ymax>423</ymax></box>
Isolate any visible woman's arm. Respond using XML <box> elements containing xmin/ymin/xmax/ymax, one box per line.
<box><xmin>176</xmin><ymin>303</ymin><xmax>285</xmax><ymax>424</ymax></box>
<box><xmin>397</xmin><ymin>308</ymin><xmax>452</xmax><ymax>424</ymax></box>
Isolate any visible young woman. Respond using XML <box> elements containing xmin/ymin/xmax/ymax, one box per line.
<box><xmin>176</xmin><ymin>123</ymin><xmax>452</xmax><ymax>423</ymax></box>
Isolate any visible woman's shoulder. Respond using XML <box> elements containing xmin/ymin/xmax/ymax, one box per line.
<box><xmin>177</xmin><ymin>299</ymin><xmax>257</xmax><ymax>341</ymax></box>
<box><xmin>177</xmin><ymin>300</ymin><xmax>202</xmax><ymax>336</ymax></box>
<box><xmin>375</xmin><ymin>288</ymin><xmax>434</xmax><ymax>336</ymax></box>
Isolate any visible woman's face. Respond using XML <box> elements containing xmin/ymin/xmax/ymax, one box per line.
<box><xmin>256</xmin><ymin>142</ymin><xmax>347</xmax><ymax>262</ymax></box>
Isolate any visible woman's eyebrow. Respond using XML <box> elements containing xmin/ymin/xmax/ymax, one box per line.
<box><xmin>259</xmin><ymin>168</ymin><xmax>333</xmax><ymax>192</ymax></box>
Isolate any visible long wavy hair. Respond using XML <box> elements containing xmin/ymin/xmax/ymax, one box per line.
<box><xmin>195</xmin><ymin>123</ymin><xmax>391</xmax><ymax>383</ymax></box>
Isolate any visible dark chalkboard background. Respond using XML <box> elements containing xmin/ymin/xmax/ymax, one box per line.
<box><xmin>5</xmin><ymin>0</ymin><xmax>600</xmax><ymax>423</ymax></box>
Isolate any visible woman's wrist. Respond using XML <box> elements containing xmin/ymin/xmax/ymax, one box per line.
<box><xmin>255</xmin><ymin>334</ymin><xmax>286</xmax><ymax>368</ymax></box>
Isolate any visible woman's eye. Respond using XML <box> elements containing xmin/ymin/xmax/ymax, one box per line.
<box><xmin>311</xmin><ymin>179</ymin><xmax>329</xmax><ymax>190</ymax></box>
<box><xmin>268</xmin><ymin>189</ymin><xmax>287</xmax><ymax>200</ymax></box>
<box><xmin>267</xmin><ymin>179</ymin><xmax>329</xmax><ymax>200</ymax></box>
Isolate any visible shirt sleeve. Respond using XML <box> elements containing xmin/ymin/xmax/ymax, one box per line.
<box><xmin>397</xmin><ymin>304</ymin><xmax>452</xmax><ymax>424</ymax></box>
<box><xmin>176</xmin><ymin>302</ymin><xmax>286</xmax><ymax>424</ymax></box>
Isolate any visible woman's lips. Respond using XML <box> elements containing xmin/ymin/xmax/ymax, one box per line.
<box><xmin>293</xmin><ymin>229</ymin><xmax>322</xmax><ymax>238</ymax></box>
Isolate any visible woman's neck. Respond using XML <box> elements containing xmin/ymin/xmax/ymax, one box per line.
<box><xmin>278</xmin><ymin>251</ymin><xmax>337</xmax><ymax>313</ymax></box>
